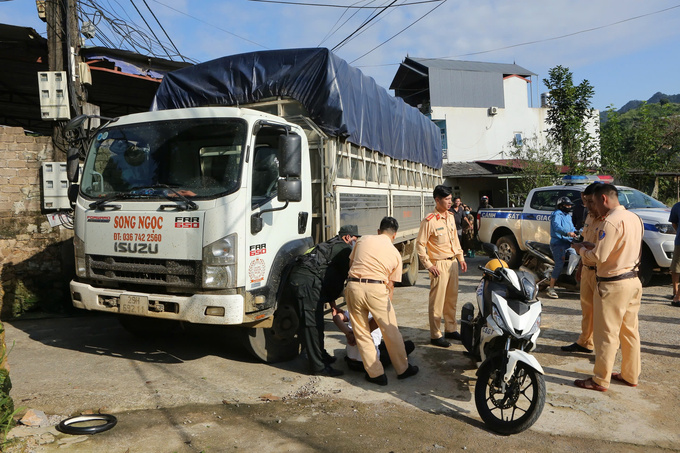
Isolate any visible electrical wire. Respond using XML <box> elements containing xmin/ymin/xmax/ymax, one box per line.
<box><xmin>317</xmin><ymin>0</ymin><xmax>370</xmax><ymax>47</ymax></box>
<box><xmin>357</xmin><ymin>3</ymin><xmax>680</xmax><ymax>67</ymax></box>
<box><xmin>140</xmin><ymin>0</ymin><xmax>187</xmax><ymax>62</ymax></box>
<box><xmin>337</xmin><ymin>0</ymin><xmax>405</xmax><ymax>47</ymax></box>
<box><xmin>332</xmin><ymin>0</ymin><xmax>399</xmax><ymax>51</ymax></box>
<box><xmin>77</xmin><ymin>0</ymin><xmax>196</xmax><ymax>62</ymax></box>
<box><xmin>148</xmin><ymin>0</ymin><xmax>268</xmax><ymax>49</ymax></box>
<box><xmin>127</xmin><ymin>0</ymin><xmax>173</xmax><ymax>59</ymax></box>
<box><xmin>249</xmin><ymin>0</ymin><xmax>444</xmax><ymax>6</ymax></box>
<box><xmin>350</xmin><ymin>0</ymin><xmax>447</xmax><ymax>64</ymax></box>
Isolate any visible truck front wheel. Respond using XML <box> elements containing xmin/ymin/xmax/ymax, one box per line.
<box><xmin>241</xmin><ymin>304</ymin><xmax>300</xmax><ymax>363</ymax></box>
<box><xmin>496</xmin><ymin>235</ymin><xmax>520</xmax><ymax>268</ymax></box>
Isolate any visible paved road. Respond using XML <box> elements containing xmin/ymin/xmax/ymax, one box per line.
<box><xmin>4</xmin><ymin>256</ymin><xmax>680</xmax><ymax>451</ymax></box>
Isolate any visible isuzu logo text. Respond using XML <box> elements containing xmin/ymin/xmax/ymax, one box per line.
<box><xmin>114</xmin><ymin>242</ymin><xmax>159</xmax><ymax>254</ymax></box>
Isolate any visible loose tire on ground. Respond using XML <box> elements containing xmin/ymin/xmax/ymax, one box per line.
<box><xmin>474</xmin><ymin>358</ymin><xmax>546</xmax><ymax>435</ymax></box>
<box><xmin>495</xmin><ymin>235</ymin><xmax>521</xmax><ymax>268</ymax></box>
<box><xmin>57</xmin><ymin>414</ymin><xmax>117</xmax><ymax>435</ymax></box>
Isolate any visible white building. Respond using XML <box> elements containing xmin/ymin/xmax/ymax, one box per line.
<box><xmin>390</xmin><ymin>57</ymin><xmax>598</xmax><ymax>207</ymax></box>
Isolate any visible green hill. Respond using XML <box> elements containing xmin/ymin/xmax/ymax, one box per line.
<box><xmin>600</xmin><ymin>92</ymin><xmax>680</xmax><ymax>124</ymax></box>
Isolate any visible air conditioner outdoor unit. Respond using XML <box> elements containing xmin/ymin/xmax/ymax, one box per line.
<box><xmin>488</xmin><ymin>106</ymin><xmax>499</xmax><ymax>116</ymax></box>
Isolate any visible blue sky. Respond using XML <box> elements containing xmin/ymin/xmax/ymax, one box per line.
<box><xmin>3</xmin><ymin>0</ymin><xmax>679</xmax><ymax>112</ymax></box>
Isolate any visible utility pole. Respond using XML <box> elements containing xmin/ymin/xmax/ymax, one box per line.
<box><xmin>44</xmin><ymin>0</ymin><xmax>84</xmax><ymax>153</ymax></box>
<box><xmin>46</xmin><ymin>0</ymin><xmax>64</xmax><ymax>73</ymax></box>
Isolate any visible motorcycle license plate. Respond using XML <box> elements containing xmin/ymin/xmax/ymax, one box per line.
<box><xmin>482</xmin><ymin>326</ymin><xmax>494</xmax><ymax>336</ymax></box>
<box><xmin>119</xmin><ymin>294</ymin><xmax>148</xmax><ymax>315</ymax></box>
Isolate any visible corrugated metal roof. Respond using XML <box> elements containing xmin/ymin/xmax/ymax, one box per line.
<box><xmin>410</xmin><ymin>58</ymin><xmax>536</xmax><ymax>77</ymax></box>
<box><xmin>430</xmin><ymin>69</ymin><xmax>504</xmax><ymax>108</ymax></box>
<box><xmin>443</xmin><ymin>161</ymin><xmax>496</xmax><ymax>177</ymax></box>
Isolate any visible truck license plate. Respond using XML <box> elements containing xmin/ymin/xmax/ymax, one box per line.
<box><xmin>119</xmin><ymin>294</ymin><xmax>148</xmax><ymax>315</ymax></box>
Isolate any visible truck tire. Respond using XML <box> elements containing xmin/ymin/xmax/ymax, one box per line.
<box><xmin>399</xmin><ymin>247</ymin><xmax>419</xmax><ymax>287</ymax></box>
<box><xmin>638</xmin><ymin>246</ymin><xmax>654</xmax><ymax>287</ymax></box>
<box><xmin>496</xmin><ymin>235</ymin><xmax>520</xmax><ymax>268</ymax></box>
<box><xmin>241</xmin><ymin>304</ymin><xmax>300</xmax><ymax>363</ymax></box>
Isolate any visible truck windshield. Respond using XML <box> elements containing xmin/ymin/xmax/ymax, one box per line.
<box><xmin>619</xmin><ymin>189</ymin><xmax>667</xmax><ymax>209</ymax></box>
<box><xmin>80</xmin><ymin>118</ymin><xmax>247</xmax><ymax>199</ymax></box>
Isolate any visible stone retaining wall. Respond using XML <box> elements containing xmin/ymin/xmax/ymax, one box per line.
<box><xmin>0</xmin><ymin>126</ymin><xmax>74</xmax><ymax>319</ymax></box>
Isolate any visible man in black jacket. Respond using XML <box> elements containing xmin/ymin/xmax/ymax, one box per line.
<box><xmin>284</xmin><ymin>225</ymin><xmax>360</xmax><ymax>376</ymax></box>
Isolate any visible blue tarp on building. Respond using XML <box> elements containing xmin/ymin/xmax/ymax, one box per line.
<box><xmin>151</xmin><ymin>48</ymin><xmax>442</xmax><ymax>169</ymax></box>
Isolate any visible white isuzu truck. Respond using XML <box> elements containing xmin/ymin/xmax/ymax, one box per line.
<box><xmin>66</xmin><ymin>48</ymin><xmax>442</xmax><ymax>362</ymax></box>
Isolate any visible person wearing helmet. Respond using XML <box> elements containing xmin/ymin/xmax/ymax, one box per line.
<box><xmin>547</xmin><ymin>196</ymin><xmax>578</xmax><ymax>298</ymax></box>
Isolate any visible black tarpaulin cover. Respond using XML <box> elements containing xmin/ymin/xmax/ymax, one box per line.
<box><xmin>151</xmin><ymin>48</ymin><xmax>442</xmax><ymax>169</ymax></box>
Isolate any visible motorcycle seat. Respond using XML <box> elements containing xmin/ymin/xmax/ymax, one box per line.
<box><xmin>527</xmin><ymin>241</ymin><xmax>553</xmax><ymax>257</ymax></box>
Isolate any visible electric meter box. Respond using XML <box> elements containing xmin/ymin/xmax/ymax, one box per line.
<box><xmin>37</xmin><ymin>71</ymin><xmax>71</xmax><ymax>121</ymax></box>
<box><xmin>41</xmin><ymin>162</ymin><xmax>70</xmax><ymax>210</ymax></box>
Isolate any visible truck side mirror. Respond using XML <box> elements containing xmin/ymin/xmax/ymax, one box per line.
<box><xmin>68</xmin><ymin>184</ymin><xmax>79</xmax><ymax>204</ymax></box>
<box><xmin>67</xmin><ymin>147</ymin><xmax>80</xmax><ymax>182</ymax></box>
<box><xmin>277</xmin><ymin>179</ymin><xmax>302</xmax><ymax>203</ymax></box>
<box><xmin>277</xmin><ymin>134</ymin><xmax>301</xmax><ymax>177</ymax></box>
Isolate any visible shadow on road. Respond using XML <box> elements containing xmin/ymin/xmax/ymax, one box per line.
<box><xmin>7</xmin><ymin>312</ymin><xmax>257</xmax><ymax>365</ymax></box>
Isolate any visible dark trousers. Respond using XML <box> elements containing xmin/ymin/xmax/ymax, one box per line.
<box><xmin>287</xmin><ymin>270</ymin><xmax>326</xmax><ymax>373</ymax></box>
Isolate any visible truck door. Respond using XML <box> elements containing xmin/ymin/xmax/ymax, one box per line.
<box><xmin>245</xmin><ymin>127</ymin><xmax>310</xmax><ymax>302</ymax></box>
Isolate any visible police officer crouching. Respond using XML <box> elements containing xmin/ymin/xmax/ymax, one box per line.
<box><xmin>283</xmin><ymin>225</ymin><xmax>360</xmax><ymax>376</ymax></box>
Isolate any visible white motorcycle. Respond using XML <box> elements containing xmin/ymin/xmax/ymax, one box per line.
<box><xmin>460</xmin><ymin>243</ymin><xmax>546</xmax><ymax>434</ymax></box>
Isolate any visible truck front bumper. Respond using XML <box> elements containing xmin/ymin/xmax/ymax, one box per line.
<box><xmin>70</xmin><ymin>281</ymin><xmax>245</xmax><ymax>325</ymax></box>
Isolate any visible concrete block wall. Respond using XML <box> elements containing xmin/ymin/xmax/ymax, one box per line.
<box><xmin>0</xmin><ymin>126</ymin><xmax>74</xmax><ymax>319</ymax></box>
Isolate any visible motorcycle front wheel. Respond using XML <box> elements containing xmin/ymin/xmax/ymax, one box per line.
<box><xmin>474</xmin><ymin>357</ymin><xmax>546</xmax><ymax>435</ymax></box>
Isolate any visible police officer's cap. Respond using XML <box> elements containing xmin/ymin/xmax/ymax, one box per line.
<box><xmin>338</xmin><ymin>225</ymin><xmax>360</xmax><ymax>237</ymax></box>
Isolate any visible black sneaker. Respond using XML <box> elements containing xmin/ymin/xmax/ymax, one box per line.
<box><xmin>313</xmin><ymin>366</ymin><xmax>343</xmax><ymax>377</ymax></box>
<box><xmin>561</xmin><ymin>342</ymin><xmax>593</xmax><ymax>353</ymax></box>
<box><xmin>397</xmin><ymin>364</ymin><xmax>419</xmax><ymax>380</ymax></box>
<box><xmin>672</xmin><ymin>300</ymin><xmax>680</xmax><ymax>307</ymax></box>
<box><xmin>404</xmin><ymin>340</ymin><xmax>415</xmax><ymax>355</ymax></box>
<box><xmin>444</xmin><ymin>331</ymin><xmax>461</xmax><ymax>341</ymax></box>
<box><xmin>430</xmin><ymin>337</ymin><xmax>451</xmax><ymax>348</ymax></box>
<box><xmin>365</xmin><ymin>373</ymin><xmax>388</xmax><ymax>386</ymax></box>
<box><xmin>322</xmin><ymin>351</ymin><xmax>337</xmax><ymax>365</ymax></box>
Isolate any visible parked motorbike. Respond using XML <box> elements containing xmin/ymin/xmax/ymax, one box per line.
<box><xmin>520</xmin><ymin>240</ymin><xmax>581</xmax><ymax>290</ymax></box>
<box><xmin>460</xmin><ymin>243</ymin><xmax>546</xmax><ymax>435</ymax></box>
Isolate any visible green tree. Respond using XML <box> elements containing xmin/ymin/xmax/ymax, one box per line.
<box><xmin>543</xmin><ymin>66</ymin><xmax>598</xmax><ymax>174</ymax></box>
<box><xmin>507</xmin><ymin>135</ymin><xmax>561</xmax><ymax>206</ymax></box>
<box><xmin>601</xmin><ymin>101</ymin><xmax>680</xmax><ymax>202</ymax></box>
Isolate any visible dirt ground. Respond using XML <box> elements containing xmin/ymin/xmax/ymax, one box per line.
<box><xmin>4</xmin><ymin>256</ymin><xmax>680</xmax><ymax>452</ymax></box>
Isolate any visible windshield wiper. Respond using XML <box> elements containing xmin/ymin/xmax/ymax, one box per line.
<box><xmin>89</xmin><ymin>192</ymin><xmax>133</xmax><ymax>210</ymax></box>
<box><xmin>134</xmin><ymin>184</ymin><xmax>199</xmax><ymax>211</ymax></box>
<box><xmin>90</xmin><ymin>185</ymin><xmax>198</xmax><ymax>211</ymax></box>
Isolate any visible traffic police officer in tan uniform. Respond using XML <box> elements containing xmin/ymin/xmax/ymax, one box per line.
<box><xmin>572</xmin><ymin>183</ymin><xmax>642</xmax><ymax>391</ymax></box>
<box><xmin>416</xmin><ymin>185</ymin><xmax>468</xmax><ymax>348</ymax></box>
<box><xmin>345</xmin><ymin>216</ymin><xmax>419</xmax><ymax>386</ymax></box>
<box><xmin>562</xmin><ymin>182</ymin><xmax>603</xmax><ymax>354</ymax></box>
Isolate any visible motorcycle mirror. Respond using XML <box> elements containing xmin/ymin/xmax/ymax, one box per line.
<box><xmin>482</xmin><ymin>242</ymin><xmax>499</xmax><ymax>256</ymax></box>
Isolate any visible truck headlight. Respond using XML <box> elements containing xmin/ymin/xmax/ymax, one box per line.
<box><xmin>74</xmin><ymin>234</ymin><xmax>87</xmax><ymax>277</ymax></box>
<box><xmin>655</xmin><ymin>223</ymin><xmax>676</xmax><ymax>235</ymax></box>
<box><xmin>202</xmin><ymin>234</ymin><xmax>237</xmax><ymax>288</ymax></box>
